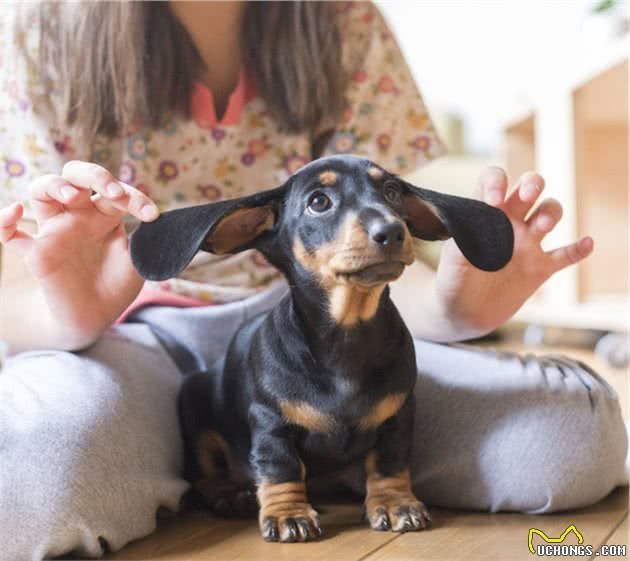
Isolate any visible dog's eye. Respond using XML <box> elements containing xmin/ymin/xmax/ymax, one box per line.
<box><xmin>383</xmin><ymin>183</ymin><xmax>402</xmax><ymax>206</ymax></box>
<box><xmin>307</xmin><ymin>192</ymin><xmax>332</xmax><ymax>214</ymax></box>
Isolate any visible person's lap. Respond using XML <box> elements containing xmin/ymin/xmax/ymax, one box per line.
<box><xmin>409</xmin><ymin>341</ymin><xmax>627</xmax><ymax>512</ymax></box>
<box><xmin>1</xmin><ymin>284</ymin><xmax>627</xmax><ymax>560</ymax></box>
<box><xmin>0</xmin><ymin>323</ymin><xmax>188</xmax><ymax>561</ymax></box>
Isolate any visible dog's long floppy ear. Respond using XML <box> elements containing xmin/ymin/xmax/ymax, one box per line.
<box><xmin>402</xmin><ymin>182</ymin><xmax>514</xmax><ymax>272</ymax></box>
<box><xmin>130</xmin><ymin>185</ymin><xmax>286</xmax><ymax>281</ymax></box>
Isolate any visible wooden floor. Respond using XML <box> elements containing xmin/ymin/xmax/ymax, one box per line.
<box><xmin>107</xmin><ymin>340</ymin><xmax>629</xmax><ymax>561</ymax></box>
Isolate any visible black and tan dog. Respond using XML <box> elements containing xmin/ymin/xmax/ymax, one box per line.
<box><xmin>130</xmin><ymin>155</ymin><xmax>513</xmax><ymax>542</ymax></box>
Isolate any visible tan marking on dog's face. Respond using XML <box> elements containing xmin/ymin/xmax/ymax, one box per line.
<box><xmin>293</xmin><ymin>214</ymin><xmax>414</xmax><ymax>326</ymax></box>
<box><xmin>359</xmin><ymin>393</ymin><xmax>407</xmax><ymax>431</ymax></box>
<box><xmin>293</xmin><ymin>214</ymin><xmax>415</xmax><ymax>282</ymax></box>
<box><xmin>318</xmin><ymin>170</ymin><xmax>338</xmax><ymax>185</ymax></box>
<box><xmin>367</xmin><ymin>166</ymin><xmax>384</xmax><ymax>180</ymax></box>
<box><xmin>279</xmin><ymin>400</ymin><xmax>337</xmax><ymax>433</ymax></box>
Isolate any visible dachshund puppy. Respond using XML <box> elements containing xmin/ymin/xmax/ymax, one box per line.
<box><xmin>130</xmin><ymin>155</ymin><xmax>513</xmax><ymax>542</ymax></box>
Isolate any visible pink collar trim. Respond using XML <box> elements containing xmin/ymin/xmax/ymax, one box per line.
<box><xmin>192</xmin><ymin>67</ymin><xmax>257</xmax><ymax>129</ymax></box>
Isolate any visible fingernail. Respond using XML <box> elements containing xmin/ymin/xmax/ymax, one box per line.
<box><xmin>579</xmin><ymin>236</ymin><xmax>594</xmax><ymax>254</ymax></box>
<box><xmin>537</xmin><ymin>214</ymin><xmax>555</xmax><ymax>231</ymax></box>
<box><xmin>487</xmin><ymin>189</ymin><xmax>503</xmax><ymax>205</ymax></box>
<box><xmin>141</xmin><ymin>204</ymin><xmax>159</xmax><ymax>221</ymax></box>
<box><xmin>521</xmin><ymin>183</ymin><xmax>539</xmax><ymax>201</ymax></box>
<box><xmin>106</xmin><ymin>182</ymin><xmax>124</xmax><ymax>197</ymax></box>
<box><xmin>61</xmin><ymin>185</ymin><xmax>78</xmax><ymax>200</ymax></box>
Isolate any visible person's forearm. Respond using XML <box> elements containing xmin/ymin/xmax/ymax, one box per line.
<box><xmin>390</xmin><ymin>260</ymin><xmax>487</xmax><ymax>343</ymax></box>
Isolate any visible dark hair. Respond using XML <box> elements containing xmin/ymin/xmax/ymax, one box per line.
<box><xmin>28</xmin><ymin>1</ymin><xmax>345</xmax><ymax>145</ymax></box>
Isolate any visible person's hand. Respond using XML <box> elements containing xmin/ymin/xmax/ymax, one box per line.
<box><xmin>0</xmin><ymin>161</ymin><xmax>159</xmax><ymax>349</ymax></box>
<box><xmin>434</xmin><ymin>166</ymin><xmax>593</xmax><ymax>338</ymax></box>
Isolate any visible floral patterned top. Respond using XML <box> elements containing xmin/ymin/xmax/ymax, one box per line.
<box><xmin>0</xmin><ymin>1</ymin><xmax>445</xmax><ymax>305</ymax></box>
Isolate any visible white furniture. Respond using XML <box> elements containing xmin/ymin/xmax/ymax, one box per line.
<box><xmin>503</xmin><ymin>37</ymin><xmax>628</xmax><ymax>333</ymax></box>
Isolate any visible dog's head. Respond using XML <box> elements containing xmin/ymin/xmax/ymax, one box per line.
<box><xmin>131</xmin><ymin>155</ymin><xmax>513</xmax><ymax>319</ymax></box>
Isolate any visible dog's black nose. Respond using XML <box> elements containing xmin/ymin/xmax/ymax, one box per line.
<box><xmin>369</xmin><ymin>220</ymin><xmax>405</xmax><ymax>248</ymax></box>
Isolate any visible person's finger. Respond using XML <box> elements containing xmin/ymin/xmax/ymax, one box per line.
<box><xmin>90</xmin><ymin>193</ymin><xmax>130</xmax><ymax>217</ymax></box>
<box><xmin>504</xmin><ymin>171</ymin><xmax>545</xmax><ymax>219</ymax></box>
<box><xmin>61</xmin><ymin>161</ymin><xmax>159</xmax><ymax>222</ymax></box>
<box><xmin>28</xmin><ymin>174</ymin><xmax>92</xmax><ymax>223</ymax></box>
<box><xmin>526</xmin><ymin>198</ymin><xmax>563</xmax><ymax>241</ymax></box>
<box><xmin>90</xmin><ymin>183</ymin><xmax>159</xmax><ymax>222</ymax></box>
<box><xmin>0</xmin><ymin>202</ymin><xmax>34</xmax><ymax>253</ymax></box>
<box><xmin>547</xmin><ymin>236</ymin><xmax>594</xmax><ymax>273</ymax></box>
<box><xmin>61</xmin><ymin>160</ymin><xmax>126</xmax><ymax>198</ymax></box>
<box><xmin>476</xmin><ymin>166</ymin><xmax>508</xmax><ymax>206</ymax></box>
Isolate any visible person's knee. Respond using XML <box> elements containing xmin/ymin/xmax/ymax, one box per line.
<box><xmin>411</xmin><ymin>350</ymin><xmax>627</xmax><ymax>513</ymax></box>
<box><xmin>483</xmin><ymin>359</ymin><xmax>627</xmax><ymax>513</ymax></box>
<box><xmin>0</xmin><ymin>348</ymin><xmax>187</xmax><ymax>560</ymax></box>
<box><xmin>1</xmin><ymin>350</ymin><xmax>124</xmax><ymax>441</ymax></box>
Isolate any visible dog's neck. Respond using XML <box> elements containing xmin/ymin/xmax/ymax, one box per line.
<box><xmin>280</xmin><ymin>278</ymin><xmax>412</xmax><ymax>387</ymax></box>
<box><xmin>286</xmin><ymin>276</ymin><xmax>400</xmax><ymax>356</ymax></box>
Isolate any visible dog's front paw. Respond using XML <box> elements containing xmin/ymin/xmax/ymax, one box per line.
<box><xmin>260</xmin><ymin>505</ymin><xmax>322</xmax><ymax>542</ymax></box>
<box><xmin>365</xmin><ymin>494</ymin><xmax>432</xmax><ymax>532</ymax></box>
<box><xmin>258</xmin><ymin>481</ymin><xmax>322</xmax><ymax>542</ymax></box>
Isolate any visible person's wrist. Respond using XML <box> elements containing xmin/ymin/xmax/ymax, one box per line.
<box><xmin>429</xmin><ymin>282</ymin><xmax>495</xmax><ymax>342</ymax></box>
<box><xmin>33</xmin><ymin>305</ymin><xmax>109</xmax><ymax>352</ymax></box>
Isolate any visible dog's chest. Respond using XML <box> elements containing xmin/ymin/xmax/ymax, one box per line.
<box><xmin>299</xmin><ymin>427</ymin><xmax>377</xmax><ymax>475</ymax></box>
<box><xmin>278</xmin><ymin>377</ymin><xmax>408</xmax><ymax>475</ymax></box>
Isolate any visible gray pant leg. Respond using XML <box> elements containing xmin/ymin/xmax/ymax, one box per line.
<box><xmin>410</xmin><ymin>341</ymin><xmax>628</xmax><ymax>513</ymax></box>
<box><xmin>0</xmin><ymin>324</ymin><xmax>188</xmax><ymax>561</ymax></box>
<box><xmin>132</xmin><ymin>280</ymin><xmax>289</xmax><ymax>370</ymax></box>
<box><xmin>0</xmin><ymin>284</ymin><xmax>286</xmax><ymax>561</ymax></box>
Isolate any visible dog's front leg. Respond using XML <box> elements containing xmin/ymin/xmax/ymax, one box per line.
<box><xmin>364</xmin><ymin>395</ymin><xmax>432</xmax><ymax>532</ymax></box>
<box><xmin>249</xmin><ymin>403</ymin><xmax>322</xmax><ymax>542</ymax></box>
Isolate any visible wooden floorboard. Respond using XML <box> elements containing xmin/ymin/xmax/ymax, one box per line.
<box><xmin>107</xmin><ymin>503</ymin><xmax>399</xmax><ymax>561</ymax></box>
<box><xmin>361</xmin><ymin>487</ymin><xmax>628</xmax><ymax>561</ymax></box>
<box><xmin>596</xmin><ymin>512</ymin><xmax>628</xmax><ymax>556</ymax></box>
<box><xmin>107</xmin><ymin>488</ymin><xmax>628</xmax><ymax>561</ymax></box>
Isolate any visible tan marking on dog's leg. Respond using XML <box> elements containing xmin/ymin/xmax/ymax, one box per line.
<box><xmin>257</xmin><ymin>480</ymin><xmax>322</xmax><ymax>542</ymax></box>
<box><xmin>359</xmin><ymin>393</ymin><xmax>407</xmax><ymax>430</ymax></box>
<box><xmin>279</xmin><ymin>400</ymin><xmax>336</xmax><ymax>433</ymax></box>
<box><xmin>196</xmin><ymin>430</ymin><xmax>229</xmax><ymax>479</ymax></box>
<box><xmin>364</xmin><ymin>451</ymin><xmax>431</xmax><ymax>532</ymax></box>
<box><xmin>318</xmin><ymin>170</ymin><xmax>338</xmax><ymax>185</ymax></box>
<box><xmin>193</xmin><ymin>430</ymin><xmax>234</xmax><ymax>506</ymax></box>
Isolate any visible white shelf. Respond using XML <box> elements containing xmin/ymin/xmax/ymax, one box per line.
<box><xmin>502</xmin><ymin>32</ymin><xmax>628</xmax><ymax>333</ymax></box>
<box><xmin>511</xmin><ymin>294</ymin><xmax>630</xmax><ymax>333</ymax></box>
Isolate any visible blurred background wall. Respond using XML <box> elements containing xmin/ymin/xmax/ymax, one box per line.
<box><xmin>376</xmin><ymin>0</ymin><xmax>628</xmax><ymax>154</ymax></box>
<box><xmin>376</xmin><ymin>0</ymin><xmax>629</xmax><ymax>352</ymax></box>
